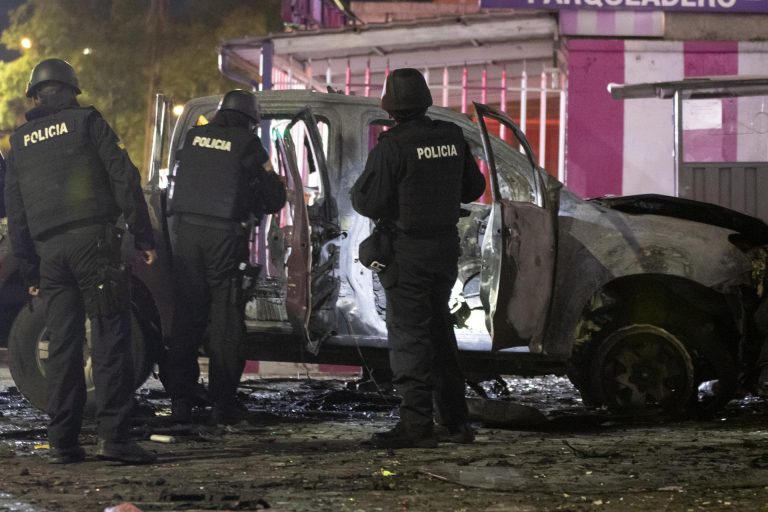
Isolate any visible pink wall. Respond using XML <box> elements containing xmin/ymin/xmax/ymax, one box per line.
<box><xmin>683</xmin><ymin>41</ymin><xmax>739</xmax><ymax>163</ymax></box>
<box><xmin>565</xmin><ymin>39</ymin><xmax>742</xmax><ymax>198</ymax></box>
<box><xmin>565</xmin><ymin>39</ymin><xmax>625</xmax><ymax>198</ymax></box>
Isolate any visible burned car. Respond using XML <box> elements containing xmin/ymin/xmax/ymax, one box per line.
<box><xmin>2</xmin><ymin>91</ymin><xmax>767</xmax><ymax>418</ymax></box>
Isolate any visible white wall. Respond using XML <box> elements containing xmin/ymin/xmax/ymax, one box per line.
<box><xmin>622</xmin><ymin>41</ymin><xmax>684</xmax><ymax>197</ymax></box>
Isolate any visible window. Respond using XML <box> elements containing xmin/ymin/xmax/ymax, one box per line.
<box><xmin>269</xmin><ymin>118</ymin><xmax>329</xmax><ymax>206</ymax></box>
<box><xmin>466</xmin><ymin>130</ymin><xmax>534</xmax><ymax>205</ymax></box>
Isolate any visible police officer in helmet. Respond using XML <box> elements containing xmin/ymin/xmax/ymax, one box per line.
<box><xmin>162</xmin><ymin>89</ymin><xmax>286</xmax><ymax>424</ymax></box>
<box><xmin>4</xmin><ymin>58</ymin><xmax>157</xmax><ymax>463</ymax></box>
<box><xmin>351</xmin><ymin>68</ymin><xmax>486</xmax><ymax>448</ymax></box>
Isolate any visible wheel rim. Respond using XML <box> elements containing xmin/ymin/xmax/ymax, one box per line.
<box><xmin>593</xmin><ymin>324</ymin><xmax>695</xmax><ymax>413</ymax></box>
<box><xmin>34</xmin><ymin>320</ymin><xmax>95</xmax><ymax>391</ymax></box>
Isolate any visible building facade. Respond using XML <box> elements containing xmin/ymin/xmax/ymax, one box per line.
<box><xmin>258</xmin><ymin>1</ymin><xmax>768</xmax><ymax>219</ymax></box>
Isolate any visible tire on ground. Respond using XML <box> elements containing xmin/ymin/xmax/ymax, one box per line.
<box><xmin>8</xmin><ymin>297</ymin><xmax>153</xmax><ymax>415</ymax></box>
<box><xmin>587</xmin><ymin>312</ymin><xmax>737</xmax><ymax>418</ymax></box>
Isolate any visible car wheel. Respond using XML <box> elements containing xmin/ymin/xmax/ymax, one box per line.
<box><xmin>8</xmin><ymin>298</ymin><xmax>153</xmax><ymax>415</ymax></box>
<box><xmin>588</xmin><ymin>317</ymin><xmax>737</xmax><ymax>418</ymax></box>
<box><xmin>590</xmin><ymin>324</ymin><xmax>695</xmax><ymax>415</ymax></box>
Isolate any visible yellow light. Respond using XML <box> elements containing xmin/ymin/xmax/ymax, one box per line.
<box><xmin>172</xmin><ymin>104</ymin><xmax>184</xmax><ymax>117</ymax></box>
<box><xmin>82</xmin><ymin>47</ymin><xmax>92</xmax><ymax>55</ymax></box>
<box><xmin>20</xmin><ymin>37</ymin><xmax>32</xmax><ymax>49</ymax></box>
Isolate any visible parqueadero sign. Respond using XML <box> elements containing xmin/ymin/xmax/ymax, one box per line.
<box><xmin>479</xmin><ymin>0</ymin><xmax>768</xmax><ymax>12</ymax></box>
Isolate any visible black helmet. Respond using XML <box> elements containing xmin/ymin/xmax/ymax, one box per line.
<box><xmin>381</xmin><ymin>68</ymin><xmax>433</xmax><ymax>112</ymax></box>
<box><xmin>218</xmin><ymin>89</ymin><xmax>260</xmax><ymax>122</ymax></box>
<box><xmin>26</xmin><ymin>58</ymin><xmax>81</xmax><ymax>98</ymax></box>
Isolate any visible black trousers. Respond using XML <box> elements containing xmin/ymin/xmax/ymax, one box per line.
<box><xmin>161</xmin><ymin>221</ymin><xmax>245</xmax><ymax>409</ymax></box>
<box><xmin>37</xmin><ymin>224</ymin><xmax>134</xmax><ymax>448</ymax></box>
<box><xmin>383</xmin><ymin>233</ymin><xmax>469</xmax><ymax>432</ymax></box>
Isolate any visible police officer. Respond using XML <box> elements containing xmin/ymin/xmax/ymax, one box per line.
<box><xmin>4</xmin><ymin>58</ymin><xmax>157</xmax><ymax>464</ymax></box>
<box><xmin>162</xmin><ymin>89</ymin><xmax>286</xmax><ymax>424</ymax></box>
<box><xmin>351</xmin><ymin>68</ymin><xmax>486</xmax><ymax>448</ymax></box>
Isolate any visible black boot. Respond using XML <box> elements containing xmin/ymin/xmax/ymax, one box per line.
<box><xmin>49</xmin><ymin>445</ymin><xmax>86</xmax><ymax>464</ymax></box>
<box><xmin>96</xmin><ymin>440</ymin><xmax>157</xmax><ymax>464</ymax></box>
<box><xmin>434</xmin><ymin>423</ymin><xmax>475</xmax><ymax>444</ymax></box>
<box><xmin>367</xmin><ymin>422</ymin><xmax>438</xmax><ymax>449</ymax></box>
<box><xmin>210</xmin><ymin>403</ymin><xmax>245</xmax><ymax>425</ymax></box>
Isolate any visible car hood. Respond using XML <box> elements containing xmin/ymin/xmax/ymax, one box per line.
<box><xmin>590</xmin><ymin>194</ymin><xmax>768</xmax><ymax>247</ymax></box>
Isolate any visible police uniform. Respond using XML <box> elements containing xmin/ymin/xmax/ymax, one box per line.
<box><xmin>352</xmin><ymin>93</ymin><xmax>486</xmax><ymax>447</ymax></box>
<box><xmin>4</xmin><ymin>63</ymin><xmax>155</xmax><ymax>464</ymax></box>
<box><xmin>162</xmin><ymin>99</ymin><xmax>285</xmax><ymax>423</ymax></box>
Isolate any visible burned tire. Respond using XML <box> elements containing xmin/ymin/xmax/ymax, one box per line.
<box><xmin>8</xmin><ymin>297</ymin><xmax>153</xmax><ymax>415</ymax></box>
<box><xmin>588</xmin><ymin>316</ymin><xmax>737</xmax><ymax>418</ymax></box>
<box><xmin>590</xmin><ymin>324</ymin><xmax>695</xmax><ymax>415</ymax></box>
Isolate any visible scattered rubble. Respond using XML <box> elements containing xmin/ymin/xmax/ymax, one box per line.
<box><xmin>0</xmin><ymin>375</ymin><xmax>767</xmax><ymax>511</ymax></box>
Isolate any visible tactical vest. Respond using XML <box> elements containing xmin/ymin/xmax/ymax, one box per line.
<box><xmin>10</xmin><ymin>107</ymin><xmax>118</xmax><ymax>239</ymax></box>
<box><xmin>170</xmin><ymin>124</ymin><xmax>254</xmax><ymax>221</ymax></box>
<box><xmin>388</xmin><ymin>119</ymin><xmax>466</xmax><ymax>233</ymax></box>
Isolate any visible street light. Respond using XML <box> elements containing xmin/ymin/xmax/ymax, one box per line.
<box><xmin>82</xmin><ymin>47</ymin><xmax>92</xmax><ymax>55</ymax></box>
<box><xmin>20</xmin><ymin>37</ymin><xmax>31</xmax><ymax>50</ymax></box>
<box><xmin>172</xmin><ymin>104</ymin><xmax>184</xmax><ymax>117</ymax></box>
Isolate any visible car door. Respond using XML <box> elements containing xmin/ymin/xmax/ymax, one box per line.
<box><xmin>274</xmin><ymin>107</ymin><xmax>339</xmax><ymax>354</ymax></box>
<box><xmin>273</xmin><ymin>119</ymin><xmax>312</xmax><ymax>350</ymax></box>
<box><xmin>147</xmin><ymin>93</ymin><xmax>173</xmax><ymax>258</ymax></box>
<box><xmin>474</xmin><ymin>102</ymin><xmax>556</xmax><ymax>352</ymax></box>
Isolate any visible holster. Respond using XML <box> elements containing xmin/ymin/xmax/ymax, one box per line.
<box><xmin>94</xmin><ymin>264</ymin><xmax>131</xmax><ymax>317</ymax></box>
<box><xmin>92</xmin><ymin>225</ymin><xmax>130</xmax><ymax>317</ymax></box>
<box><xmin>240</xmin><ymin>262</ymin><xmax>263</xmax><ymax>298</ymax></box>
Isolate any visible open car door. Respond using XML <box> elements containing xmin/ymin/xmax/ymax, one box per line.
<box><xmin>272</xmin><ymin>108</ymin><xmax>339</xmax><ymax>355</ymax></box>
<box><xmin>474</xmin><ymin>102</ymin><xmax>556</xmax><ymax>352</ymax></box>
<box><xmin>273</xmin><ymin>122</ymin><xmax>312</xmax><ymax>349</ymax></box>
<box><xmin>147</xmin><ymin>93</ymin><xmax>172</xmax><ymax>259</ymax></box>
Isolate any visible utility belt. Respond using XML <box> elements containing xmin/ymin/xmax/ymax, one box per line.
<box><xmin>35</xmin><ymin>216</ymin><xmax>115</xmax><ymax>242</ymax></box>
<box><xmin>175</xmin><ymin>213</ymin><xmax>245</xmax><ymax>234</ymax></box>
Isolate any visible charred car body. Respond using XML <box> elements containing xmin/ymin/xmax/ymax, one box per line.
<box><xmin>1</xmin><ymin>91</ymin><xmax>767</xmax><ymax>417</ymax></box>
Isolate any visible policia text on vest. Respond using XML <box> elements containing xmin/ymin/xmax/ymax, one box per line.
<box><xmin>191</xmin><ymin>135</ymin><xmax>232</xmax><ymax>152</ymax></box>
<box><xmin>22</xmin><ymin>121</ymin><xmax>68</xmax><ymax>147</ymax></box>
<box><xmin>416</xmin><ymin>144</ymin><xmax>458</xmax><ymax>160</ymax></box>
